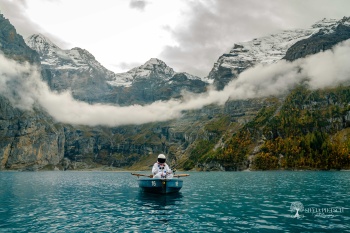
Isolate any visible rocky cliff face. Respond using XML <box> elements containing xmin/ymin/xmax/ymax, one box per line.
<box><xmin>59</xmin><ymin>96</ymin><xmax>266</xmax><ymax>167</ymax></box>
<box><xmin>0</xmin><ymin>96</ymin><xmax>65</xmax><ymax>171</ymax></box>
<box><xmin>0</xmin><ymin>15</ymin><xmax>65</xmax><ymax>170</ymax></box>
<box><xmin>0</xmin><ymin>14</ymin><xmax>40</xmax><ymax>64</ymax></box>
<box><xmin>284</xmin><ymin>17</ymin><xmax>350</xmax><ymax>61</ymax></box>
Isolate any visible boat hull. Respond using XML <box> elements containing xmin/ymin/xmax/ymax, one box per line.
<box><xmin>137</xmin><ymin>178</ymin><xmax>183</xmax><ymax>194</ymax></box>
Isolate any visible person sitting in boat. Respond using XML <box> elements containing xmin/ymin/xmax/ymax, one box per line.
<box><xmin>152</xmin><ymin>154</ymin><xmax>173</xmax><ymax>179</ymax></box>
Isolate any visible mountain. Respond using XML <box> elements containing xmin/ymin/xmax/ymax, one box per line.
<box><xmin>214</xmin><ymin>86</ymin><xmax>350</xmax><ymax>171</ymax></box>
<box><xmin>25</xmin><ymin>34</ymin><xmax>116</xmax><ymax>103</ymax></box>
<box><xmin>0</xmin><ymin>14</ymin><xmax>258</xmax><ymax>171</ymax></box>
<box><xmin>108</xmin><ymin>58</ymin><xmax>209</xmax><ymax>87</ymax></box>
<box><xmin>26</xmin><ymin>34</ymin><xmax>115</xmax><ymax>80</ymax></box>
<box><xmin>0</xmin><ymin>14</ymin><xmax>65</xmax><ymax>171</ymax></box>
<box><xmin>0</xmin><ymin>15</ymin><xmax>40</xmax><ymax>63</ymax></box>
<box><xmin>26</xmin><ymin>36</ymin><xmax>208</xmax><ymax>105</ymax></box>
<box><xmin>1</xmin><ymin>13</ymin><xmax>350</xmax><ymax>171</ymax></box>
<box><xmin>208</xmin><ymin>17</ymin><xmax>350</xmax><ymax>90</ymax></box>
<box><xmin>107</xmin><ymin>58</ymin><xmax>175</xmax><ymax>87</ymax></box>
<box><xmin>107</xmin><ymin>58</ymin><xmax>208</xmax><ymax>104</ymax></box>
<box><xmin>284</xmin><ymin>17</ymin><xmax>350</xmax><ymax>61</ymax></box>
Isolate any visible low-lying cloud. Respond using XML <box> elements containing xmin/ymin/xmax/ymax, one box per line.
<box><xmin>164</xmin><ymin>39</ymin><xmax>350</xmax><ymax>111</ymax></box>
<box><xmin>0</xmin><ymin>53</ymin><xmax>183</xmax><ymax>126</ymax></box>
<box><xmin>1</xmin><ymin>40</ymin><xmax>350</xmax><ymax>127</ymax></box>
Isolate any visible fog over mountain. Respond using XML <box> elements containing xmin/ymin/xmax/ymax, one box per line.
<box><xmin>2</xmin><ymin>11</ymin><xmax>350</xmax><ymax>172</ymax></box>
<box><xmin>1</xmin><ymin>39</ymin><xmax>350</xmax><ymax>126</ymax></box>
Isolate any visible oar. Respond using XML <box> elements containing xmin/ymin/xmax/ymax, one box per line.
<box><xmin>132</xmin><ymin>173</ymin><xmax>189</xmax><ymax>178</ymax></box>
<box><xmin>173</xmin><ymin>174</ymin><xmax>190</xmax><ymax>177</ymax></box>
<box><xmin>131</xmin><ymin>173</ymin><xmax>153</xmax><ymax>178</ymax></box>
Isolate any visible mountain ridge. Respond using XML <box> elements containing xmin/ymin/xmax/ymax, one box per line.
<box><xmin>284</xmin><ymin>17</ymin><xmax>350</xmax><ymax>61</ymax></box>
<box><xmin>25</xmin><ymin>33</ymin><xmax>208</xmax><ymax>105</ymax></box>
<box><xmin>26</xmin><ymin>34</ymin><xmax>115</xmax><ymax>78</ymax></box>
<box><xmin>1</xmin><ymin>13</ymin><xmax>350</xmax><ymax>171</ymax></box>
<box><xmin>0</xmin><ymin>14</ymin><xmax>40</xmax><ymax>64</ymax></box>
<box><xmin>208</xmin><ymin>17</ymin><xmax>350</xmax><ymax>90</ymax></box>
<box><xmin>23</xmin><ymin>16</ymin><xmax>350</xmax><ymax>95</ymax></box>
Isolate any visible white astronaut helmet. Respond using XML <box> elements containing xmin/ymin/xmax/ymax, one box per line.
<box><xmin>157</xmin><ymin>154</ymin><xmax>166</xmax><ymax>163</ymax></box>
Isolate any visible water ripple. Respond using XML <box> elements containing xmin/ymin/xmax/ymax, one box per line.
<box><xmin>0</xmin><ymin>171</ymin><xmax>350</xmax><ymax>232</ymax></box>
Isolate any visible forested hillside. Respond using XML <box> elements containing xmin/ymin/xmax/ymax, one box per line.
<box><xmin>183</xmin><ymin>85</ymin><xmax>350</xmax><ymax>171</ymax></box>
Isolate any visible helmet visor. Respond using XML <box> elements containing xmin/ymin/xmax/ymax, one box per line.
<box><xmin>158</xmin><ymin>158</ymin><xmax>166</xmax><ymax>163</ymax></box>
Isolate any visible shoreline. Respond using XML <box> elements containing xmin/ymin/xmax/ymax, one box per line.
<box><xmin>1</xmin><ymin>167</ymin><xmax>349</xmax><ymax>172</ymax></box>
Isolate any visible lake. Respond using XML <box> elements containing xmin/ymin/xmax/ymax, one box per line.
<box><xmin>0</xmin><ymin>171</ymin><xmax>349</xmax><ymax>232</ymax></box>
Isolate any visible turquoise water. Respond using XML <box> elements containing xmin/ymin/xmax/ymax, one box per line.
<box><xmin>0</xmin><ymin>171</ymin><xmax>349</xmax><ymax>232</ymax></box>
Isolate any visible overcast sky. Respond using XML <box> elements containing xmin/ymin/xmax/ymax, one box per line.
<box><xmin>1</xmin><ymin>0</ymin><xmax>350</xmax><ymax>77</ymax></box>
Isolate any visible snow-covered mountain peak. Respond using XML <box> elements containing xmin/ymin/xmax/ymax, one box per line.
<box><xmin>311</xmin><ymin>17</ymin><xmax>350</xmax><ymax>29</ymax></box>
<box><xmin>24</xmin><ymin>33</ymin><xmax>117</xmax><ymax>101</ymax></box>
<box><xmin>208</xmin><ymin>18</ymin><xmax>349</xmax><ymax>79</ymax></box>
<box><xmin>311</xmin><ymin>17</ymin><xmax>350</xmax><ymax>35</ymax></box>
<box><xmin>144</xmin><ymin>58</ymin><xmax>164</xmax><ymax>66</ymax></box>
<box><xmin>71</xmin><ymin>47</ymin><xmax>96</xmax><ymax>61</ymax></box>
<box><xmin>25</xmin><ymin>34</ymin><xmax>59</xmax><ymax>53</ymax></box>
<box><xmin>26</xmin><ymin>34</ymin><xmax>114</xmax><ymax>79</ymax></box>
<box><xmin>213</xmin><ymin>26</ymin><xmax>319</xmax><ymax>72</ymax></box>
<box><xmin>311</xmin><ymin>18</ymin><xmax>338</xmax><ymax>29</ymax></box>
<box><xmin>208</xmin><ymin>16</ymin><xmax>350</xmax><ymax>89</ymax></box>
<box><xmin>138</xmin><ymin>58</ymin><xmax>174</xmax><ymax>75</ymax></box>
<box><xmin>340</xmin><ymin>16</ymin><xmax>350</xmax><ymax>26</ymax></box>
<box><xmin>26</xmin><ymin>33</ymin><xmax>49</xmax><ymax>42</ymax></box>
<box><xmin>26</xmin><ymin>34</ymin><xmax>75</xmax><ymax>68</ymax></box>
<box><xmin>108</xmin><ymin>58</ymin><xmax>176</xmax><ymax>87</ymax></box>
<box><xmin>108</xmin><ymin>58</ymin><xmax>207</xmax><ymax>87</ymax></box>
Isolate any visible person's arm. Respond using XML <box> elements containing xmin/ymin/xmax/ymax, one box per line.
<box><xmin>152</xmin><ymin>163</ymin><xmax>158</xmax><ymax>175</ymax></box>
<box><xmin>165</xmin><ymin>164</ymin><xmax>172</xmax><ymax>174</ymax></box>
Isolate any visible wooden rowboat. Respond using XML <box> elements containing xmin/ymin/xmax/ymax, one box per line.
<box><xmin>131</xmin><ymin>173</ymin><xmax>189</xmax><ymax>194</ymax></box>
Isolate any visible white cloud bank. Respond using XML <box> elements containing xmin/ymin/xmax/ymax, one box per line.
<box><xmin>1</xmin><ymin>40</ymin><xmax>350</xmax><ymax>127</ymax></box>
